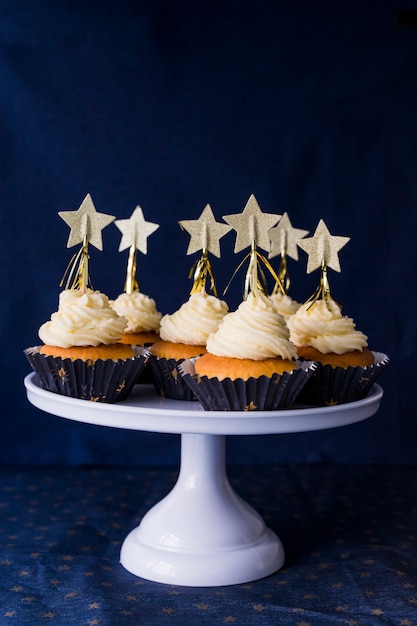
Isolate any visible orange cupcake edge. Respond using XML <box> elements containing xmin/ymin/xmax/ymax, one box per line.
<box><xmin>193</xmin><ymin>353</ymin><xmax>298</xmax><ymax>381</ymax></box>
<box><xmin>295</xmin><ymin>346</ymin><xmax>375</xmax><ymax>369</ymax></box>
<box><xmin>119</xmin><ymin>331</ymin><xmax>160</xmax><ymax>345</ymax></box>
<box><xmin>39</xmin><ymin>343</ymin><xmax>136</xmax><ymax>362</ymax></box>
<box><xmin>150</xmin><ymin>340</ymin><xmax>207</xmax><ymax>361</ymax></box>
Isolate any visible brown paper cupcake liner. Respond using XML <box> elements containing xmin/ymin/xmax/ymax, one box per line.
<box><xmin>178</xmin><ymin>359</ymin><xmax>317</xmax><ymax>411</ymax></box>
<box><xmin>24</xmin><ymin>345</ymin><xmax>150</xmax><ymax>403</ymax></box>
<box><xmin>296</xmin><ymin>351</ymin><xmax>389</xmax><ymax>406</ymax></box>
<box><xmin>147</xmin><ymin>354</ymin><xmax>196</xmax><ymax>401</ymax></box>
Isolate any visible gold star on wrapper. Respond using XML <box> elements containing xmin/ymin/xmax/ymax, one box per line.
<box><xmin>58</xmin><ymin>194</ymin><xmax>115</xmax><ymax>291</ymax></box>
<box><xmin>298</xmin><ymin>219</ymin><xmax>350</xmax><ymax>307</ymax></box>
<box><xmin>268</xmin><ymin>212</ymin><xmax>309</xmax><ymax>294</ymax></box>
<box><xmin>114</xmin><ymin>206</ymin><xmax>160</xmax><ymax>294</ymax></box>
<box><xmin>179</xmin><ymin>204</ymin><xmax>231</xmax><ymax>296</ymax></box>
<box><xmin>223</xmin><ymin>194</ymin><xmax>281</xmax><ymax>253</ymax></box>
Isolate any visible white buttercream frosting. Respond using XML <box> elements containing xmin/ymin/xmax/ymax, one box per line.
<box><xmin>269</xmin><ymin>293</ymin><xmax>301</xmax><ymax>319</ymax></box>
<box><xmin>110</xmin><ymin>292</ymin><xmax>162</xmax><ymax>333</ymax></box>
<box><xmin>286</xmin><ymin>298</ymin><xmax>368</xmax><ymax>354</ymax></box>
<box><xmin>206</xmin><ymin>291</ymin><xmax>297</xmax><ymax>360</ymax></box>
<box><xmin>159</xmin><ymin>292</ymin><xmax>229</xmax><ymax>345</ymax></box>
<box><xmin>39</xmin><ymin>288</ymin><xmax>127</xmax><ymax>348</ymax></box>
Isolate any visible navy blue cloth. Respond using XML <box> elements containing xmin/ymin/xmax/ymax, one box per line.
<box><xmin>1</xmin><ymin>464</ymin><xmax>417</xmax><ymax>624</ymax></box>
<box><xmin>1</xmin><ymin>2</ymin><xmax>417</xmax><ymax>464</ymax></box>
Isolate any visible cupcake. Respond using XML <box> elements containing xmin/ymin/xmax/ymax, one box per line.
<box><xmin>286</xmin><ymin>297</ymin><xmax>388</xmax><ymax>405</ymax></box>
<box><xmin>180</xmin><ymin>290</ymin><xmax>316</xmax><ymax>411</ymax></box>
<box><xmin>110</xmin><ymin>290</ymin><xmax>162</xmax><ymax>346</ymax></box>
<box><xmin>149</xmin><ymin>291</ymin><xmax>229</xmax><ymax>400</ymax></box>
<box><xmin>25</xmin><ymin>288</ymin><xmax>149</xmax><ymax>402</ymax></box>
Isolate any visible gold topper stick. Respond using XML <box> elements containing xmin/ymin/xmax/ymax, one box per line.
<box><xmin>179</xmin><ymin>204</ymin><xmax>231</xmax><ymax>296</ymax></box>
<box><xmin>296</xmin><ymin>218</ymin><xmax>350</xmax><ymax>308</ymax></box>
<box><xmin>222</xmin><ymin>194</ymin><xmax>281</xmax><ymax>299</ymax></box>
<box><xmin>125</xmin><ymin>244</ymin><xmax>139</xmax><ymax>294</ymax></box>
<box><xmin>58</xmin><ymin>193</ymin><xmax>115</xmax><ymax>291</ymax></box>
<box><xmin>114</xmin><ymin>206</ymin><xmax>159</xmax><ymax>295</ymax></box>
<box><xmin>268</xmin><ymin>212</ymin><xmax>309</xmax><ymax>295</ymax></box>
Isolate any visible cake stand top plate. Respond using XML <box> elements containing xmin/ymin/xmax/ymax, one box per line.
<box><xmin>24</xmin><ymin>373</ymin><xmax>383</xmax><ymax>436</ymax></box>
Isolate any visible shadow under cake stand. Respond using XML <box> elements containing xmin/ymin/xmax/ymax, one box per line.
<box><xmin>24</xmin><ymin>373</ymin><xmax>383</xmax><ymax>587</ymax></box>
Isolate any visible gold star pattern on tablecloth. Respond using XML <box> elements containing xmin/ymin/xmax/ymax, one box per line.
<box><xmin>268</xmin><ymin>212</ymin><xmax>309</xmax><ymax>261</ymax></box>
<box><xmin>297</xmin><ymin>219</ymin><xmax>350</xmax><ymax>273</ymax></box>
<box><xmin>58</xmin><ymin>194</ymin><xmax>115</xmax><ymax>250</ymax></box>
<box><xmin>179</xmin><ymin>204</ymin><xmax>231</xmax><ymax>257</ymax></box>
<box><xmin>0</xmin><ymin>466</ymin><xmax>415</xmax><ymax>624</ymax></box>
<box><xmin>223</xmin><ymin>195</ymin><xmax>281</xmax><ymax>253</ymax></box>
<box><xmin>114</xmin><ymin>206</ymin><xmax>159</xmax><ymax>255</ymax></box>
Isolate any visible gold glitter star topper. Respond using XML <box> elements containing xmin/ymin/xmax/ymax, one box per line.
<box><xmin>179</xmin><ymin>204</ymin><xmax>231</xmax><ymax>296</ymax></box>
<box><xmin>268</xmin><ymin>212</ymin><xmax>309</xmax><ymax>295</ymax></box>
<box><xmin>222</xmin><ymin>194</ymin><xmax>282</xmax><ymax>299</ymax></box>
<box><xmin>114</xmin><ymin>206</ymin><xmax>160</xmax><ymax>294</ymax></box>
<box><xmin>58</xmin><ymin>193</ymin><xmax>115</xmax><ymax>291</ymax></box>
<box><xmin>297</xmin><ymin>218</ymin><xmax>350</xmax><ymax>306</ymax></box>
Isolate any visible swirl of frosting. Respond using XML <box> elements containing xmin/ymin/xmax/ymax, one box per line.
<box><xmin>286</xmin><ymin>298</ymin><xmax>368</xmax><ymax>354</ymax></box>
<box><xmin>269</xmin><ymin>293</ymin><xmax>301</xmax><ymax>319</ymax></box>
<box><xmin>110</xmin><ymin>292</ymin><xmax>162</xmax><ymax>333</ymax></box>
<box><xmin>159</xmin><ymin>292</ymin><xmax>229</xmax><ymax>345</ymax></box>
<box><xmin>206</xmin><ymin>291</ymin><xmax>297</xmax><ymax>360</ymax></box>
<box><xmin>38</xmin><ymin>288</ymin><xmax>127</xmax><ymax>348</ymax></box>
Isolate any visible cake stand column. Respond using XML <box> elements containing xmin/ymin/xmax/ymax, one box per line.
<box><xmin>120</xmin><ymin>432</ymin><xmax>284</xmax><ymax>586</ymax></box>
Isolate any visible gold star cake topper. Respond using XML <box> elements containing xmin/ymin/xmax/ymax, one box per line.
<box><xmin>222</xmin><ymin>194</ymin><xmax>282</xmax><ymax>299</ymax></box>
<box><xmin>59</xmin><ymin>193</ymin><xmax>115</xmax><ymax>251</ymax></box>
<box><xmin>179</xmin><ymin>204</ymin><xmax>231</xmax><ymax>257</ymax></box>
<box><xmin>297</xmin><ymin>218</ymin><xmax>350</xmax><ymax>305</ymax></box>
<box><xmin>268</xmin><ymin>212</ymin><xmax>309</xmax><ymax>294</ymax></box>
<box><xmin>298</xmin><ymin>219</ymin><xmax>350</xmax><ymax>273</ymax></box>
<box><xmin>179</xmin><ymin>204</ymin><xmax>231</xmax><ymax>295</ymax></box>
<box><xmin>223</xmin><ymin>194</ymin><xmax>281</xmax><ymax>254</ymax></box>
<box><xmin>58</xmin><ymin>193</ymin><xmax>115</xmax><ymax>291</ymax></box>
<box><xmin>115</xmin><ymin>206</ymin><xmax>159</xmax><ymax>254</ymax></box>
<box><xmin>114</xmin><ymin>206</ymin><xmax>160</xmax><ymax>294</ymax></box>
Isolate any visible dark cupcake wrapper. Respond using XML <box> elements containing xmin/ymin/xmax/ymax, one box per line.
<box><xmin>24</xmin><ymin>345</ymin><xmax>150</xmax><ymax>403</ymax></box>
<box><xmin>147</xmin><ymin>353</ymin><xmax>197</xmax><ymax>401</ymax></box>
<box><xmin>178</xmin><ymin>358</ymin><xmax>318</xmax><ymax>411</ymax></box>
<box><xmin>296</xmin><ymin>350</ymin><xmax>389</xmax><ymax>406</ymax></box>
<box><xmin>132</xmin><ymin>342</ymin><xmax>154</xmax><ymax>385</ymax></box>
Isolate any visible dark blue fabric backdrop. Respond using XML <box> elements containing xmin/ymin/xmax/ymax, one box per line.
<box><xmin>2</xmin><ymin>0</ymin><xmax>416</xmax><ymax>464</ymax></box>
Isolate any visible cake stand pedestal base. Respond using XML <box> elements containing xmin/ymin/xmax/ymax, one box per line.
<box><xmin>120</xmin><ymin>433</ymin><xmax>284</xmax><ymax>587</ymax></box>
<box><xmin>25</xmin><ymin>375</ymin><xmax>383</xmax><ymax>588</ymax></box>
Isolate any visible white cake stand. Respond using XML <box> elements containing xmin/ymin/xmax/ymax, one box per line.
<box><xmin>24</xmin><ymin>373</ymin><xmax>383</xmax><ymax>587</ymax></box>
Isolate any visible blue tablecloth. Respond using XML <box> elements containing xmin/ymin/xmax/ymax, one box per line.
<box><xmin>1</xmin><ymin>464</ymin><xmax>416</xmax><ymax>625</ymax></box>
